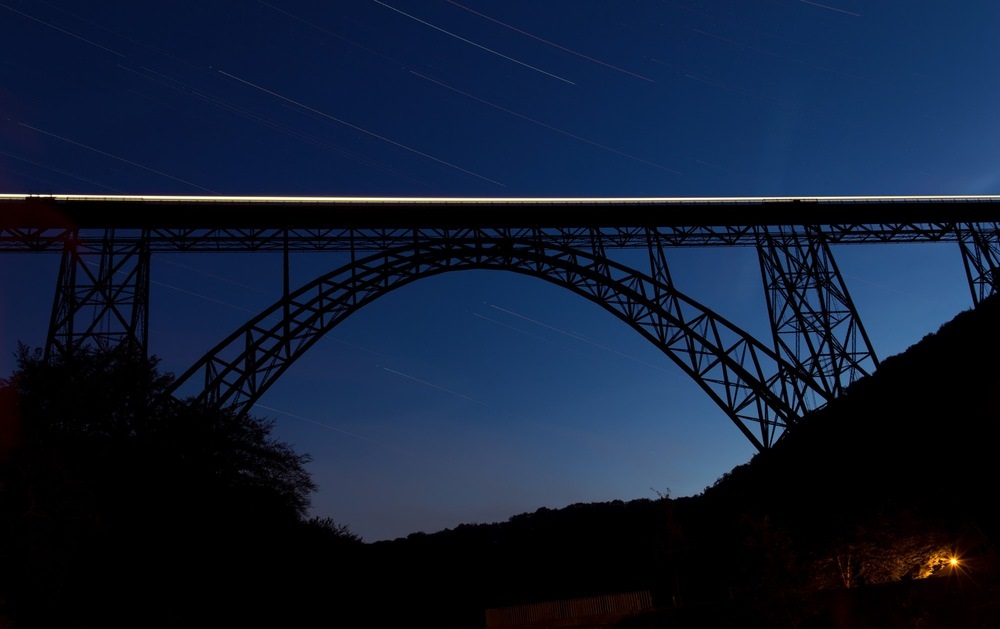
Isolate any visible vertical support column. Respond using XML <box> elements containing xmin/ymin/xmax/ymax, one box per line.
<box><xmin>132</xmin><ymin>231</ymin><xmax>151</xmax><ymax>354</ymax></box>
<box><xmin>645</xmin><ymin>228</ymin><xmax>674</xmax><ymax>289</ymax></box>
<box><xmin>283</xmin><ymin>228</ymin><xmax>291</xmax><ymax>359</ymax></box>
<box><xmin>643</xmin><ymin>228</ymin><xmax>686</xmax><ymax>347</ymax></box>
<box><xmin>589</xmin><ymin>228</ymin><xmax>610</xmax><ymax>299</ymax></box>
<box><xmin>958</xmin><ymin>222</ymin><xmax>1000</xmax><ymax>306</ymax></box>
<box><xmin>644</xmin><ymin>228</ymin><xmax>784</xmax><ymax>449</ymax></box>
<box><xmin>756</xmin><ymin>225</ymin><xmax>878</xmax><ymax>403</ymax></box>
<box><xmin>650</xmin><ymin>227</ymin><xmax>797</xmax><ymax>449</ymax></box>
<box><xmin>45</xmin><ymin>231</ymin><xmax>80</xmax><ymax>361</ymax></box>
<box><xmin>45</xmin><ymin>228</ymin><xmax>151</xmax><ymax>360</ymax></box>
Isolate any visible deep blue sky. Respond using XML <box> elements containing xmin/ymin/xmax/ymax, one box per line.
<box><xmin>1</xmin><ymin>1</ymin><xmax>997</xmax><ymax>540</ymax></box>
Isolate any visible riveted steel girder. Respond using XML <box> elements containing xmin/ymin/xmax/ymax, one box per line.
<box><xmin>0</xmin><ymin>223</ymin><xmax>994</xmax><ymax>253</ymax></box>
<box><xmin>167</xmin><ymin>235</ymin><xmax>829</xmax><ymax>449</ymax></box>
<box><xmin>756</xmin><ymin>226</ymin><xmax>879</xmax><ymax>402</ymax></box>
<box><xmin>958</xmin><ymin>223</ymin><xmax>1000</xmax><ymax>305</ymax></box>
<box><xmin>2</xmin><ymin>195</ymin><xmax>1000</xmax><ymax>252</ymax></box>
<box><xmin>45</xmin><ymin>229</ymin><xmax>150</xmax><ymax>360</ymax></box>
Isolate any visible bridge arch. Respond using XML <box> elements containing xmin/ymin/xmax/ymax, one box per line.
<box><xmin>167</xmin><ymin>237</ymin><xmax>830</xmax><ymax>449</ymax></box>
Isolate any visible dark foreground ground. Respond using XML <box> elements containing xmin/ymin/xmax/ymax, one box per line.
<box><xmin>609</xmin><ymin>571</ymin><xmax>997</xmax><ymax>629</ymax></box>
<box><xmin>4</xmin><ymin>296</ymin><xmax>999</xmax><ymax>629</ymax></box>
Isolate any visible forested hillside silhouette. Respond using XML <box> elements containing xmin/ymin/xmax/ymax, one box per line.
<box><xmin>2</xmin><ymin>294</ymin><xmax>999</xmax><ymax>628</ymax></box>
<box><xmin>356</xmin><ymin>294</ymin><xmax>1000</xmax><ymax>626</ymax></box>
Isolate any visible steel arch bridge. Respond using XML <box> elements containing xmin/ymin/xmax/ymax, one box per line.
<box><xmin>2</xmin><ymin>194</ymin><xmax>999</xmax><ymax>450</ymax></box>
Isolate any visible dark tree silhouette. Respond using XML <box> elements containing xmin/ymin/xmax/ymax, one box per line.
<box><xmin>0</xmin><ymin>344</ymin><xmax>320</xmax><ymax>627</ymax></box>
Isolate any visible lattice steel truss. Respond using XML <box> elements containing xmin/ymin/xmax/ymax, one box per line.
<box><xmin>959</xmin><ymin>222</ymin><xmax>1000</xmax><ymax>305</ymax></box>
<box><xmin>2</xmin><ymin>195</ymin><xmax>998</xmax><ymax>450</ymax></box>
<box><xmin>46</xmin><ymin>229</ymin><xmax>150</xmax><ymax>360</ymax></box>
<box><xmin>756</xmin><ymin>226</ymin><xmax>879</xmax><ymax>403</ymax></box>
<box><xmin>166</xmin><ymin>235</ymin><xmax>823</xmax><ymax>450</ymax></box>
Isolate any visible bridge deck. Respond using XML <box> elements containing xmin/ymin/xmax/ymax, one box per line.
<box><xmin>2</xmin><ymin>194</ymin><xmax>1000</xmax><ymax>229</ymax></box>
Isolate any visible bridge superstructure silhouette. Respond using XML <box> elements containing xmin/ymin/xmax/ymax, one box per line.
<box><xmin>2</xmin><ymin>194</ymin><xmax>998</xmax><ymax>450</ymax></box>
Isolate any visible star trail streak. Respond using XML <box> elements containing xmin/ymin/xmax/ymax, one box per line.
<box><xmin>799</xmin><ymin>0</ymin><xmax>861</xmax><ymax>17</ymax></box>
<box><xmin>444</xmin><ymin>0</ymin><xmax>655</xmax><ymax>83</ymax></box>
<box><xmin>18</xmin><ymin>123</ymin><xmax>216</xmax><ymax>192</ymax></box>
<box><xmin>0</xmin><ymin>1</ymin><xmax>124</xmax><ymax>57</ymax></box>
<box><xmin>382</xmin><ymin>367</ymin><xmax>487</xmax><ymax>405</ymax></box>
<box><xmin>371</xmin><ymin>0</ymin><xmax>576</xmax><ymax>85</ymax></box>
<box><xmin>219</xmin><ymin>70</ymin><xmax>506</xmax><ymax>187</ymax></box>
<box><xmin>411</xmin><ymin>71</ymin><xmax>683</xmax><ymax>176</ymax></box>
<box><xmin>258</xmin><ymin>0</ymin><xmax>407</xmax><ymax>67</ymax></box>
<box><xmin>254</xmin><ymin>403</ymin><xmax>378</xmax><ymax>443</ymax></box>
<box><xmin>488</xmin><ymin>304</ymin><xmax>679</xmax><ymax>375</ymax></box>
<box><xmin>0</xmin><ymin>148</ymin><xmax>121</xmax><ymax>192</ymax></box>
